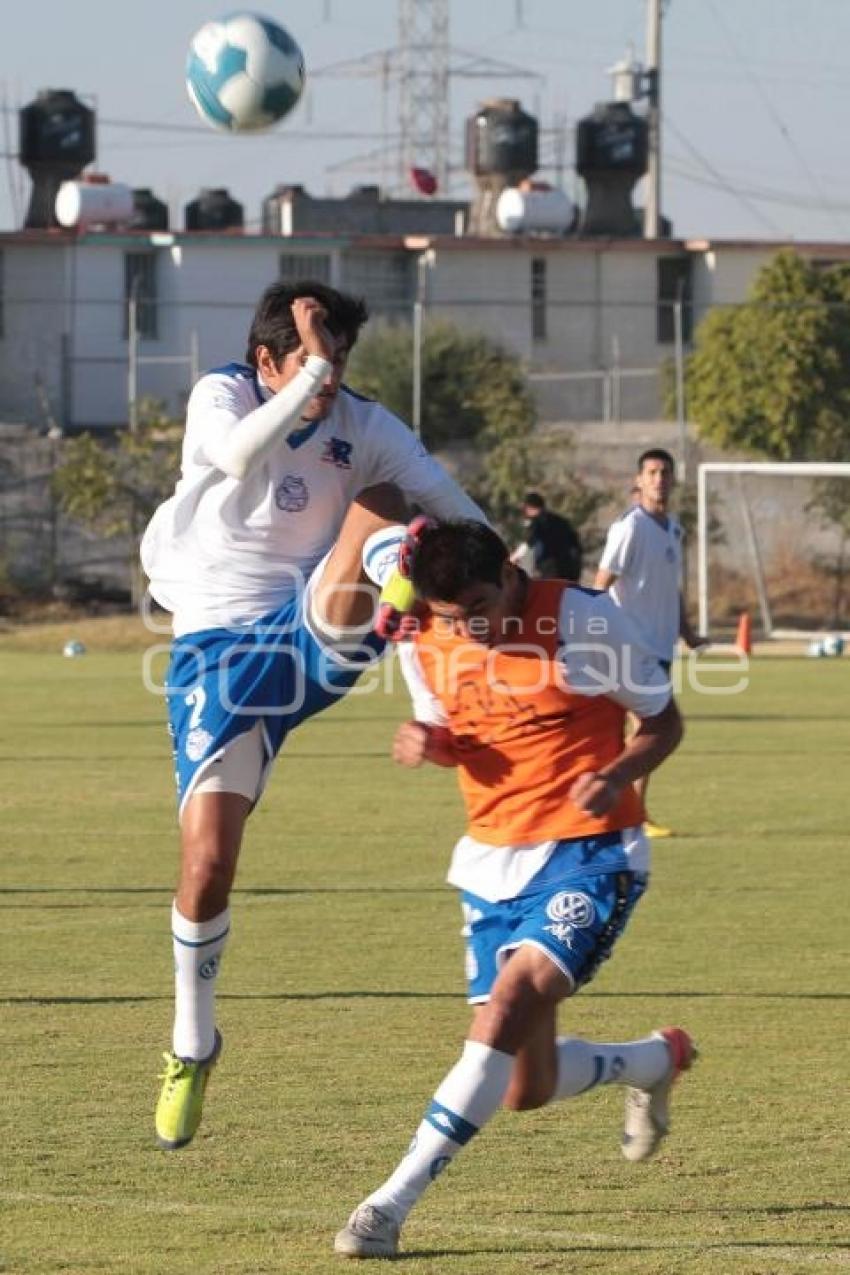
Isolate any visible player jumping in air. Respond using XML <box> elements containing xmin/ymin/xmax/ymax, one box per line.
<box><xmin>334</xmin><ymin>520</ymin><xmax>696</xmax><ymax>1260</ymax></box>
<box><xmin>141</xmin><ymin>283</ymin><xmax>484</xmax><ymax>1151</ymax></box>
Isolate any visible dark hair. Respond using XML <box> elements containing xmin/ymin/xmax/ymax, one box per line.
<box><xmin>638</xmin><ymin>448</ymin><xmax>675</xmax><ymax>472</ymax></box>
<box><xmin>411</xmin><ymin>521</ymin><xmax>509</xmax><ymax>600</ymax></box>
<box><xmin>245</xmin><ymin>280</ymin><xmax>369</xmax><ymax>367</ymax></box>
<box><xmin>522</xmin><ymin>491</ymin><xmax>545</xmax><ymax>510</ymax></box>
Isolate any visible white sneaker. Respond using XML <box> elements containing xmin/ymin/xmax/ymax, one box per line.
<box><xmin>621</xmin><ymin>1026</ymin><xmax>696</xmax><ymax>1163</ymax></box>
<box><xmin>334</xmin><ymin>1204</ymin><xmax>401</xmax><ymax>1259</ymax></box>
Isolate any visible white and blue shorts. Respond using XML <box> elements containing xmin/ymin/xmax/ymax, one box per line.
<box><xmin>165</xmin><ymin>592</ymin><xmax>384</xmax><ymax>815</ymax></box>
<box><xmin>460</xmin><ymin>838</ymin><xmax>647</xmax><ymax>1003</ymax></box>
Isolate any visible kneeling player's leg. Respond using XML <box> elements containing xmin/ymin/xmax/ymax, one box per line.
<box><xmin>310</xmin><ymin>482</ymin><xmax>410</xmax><ymax>636</ymax></box>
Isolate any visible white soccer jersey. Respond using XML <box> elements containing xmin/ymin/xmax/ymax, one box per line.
<box><xmin>141</xmin><ymin>363</ymin><xmax>481</xmax><ymax>635</ymax></box>
<box><xmin>598</xmin><ymin>506</ymin><xmax>684</xmax><ymax>662</ymax></box>
<box><xmin>396</xmin><ymin>587</ymin><xmax>668</xmax><ymax>902</ymax></box>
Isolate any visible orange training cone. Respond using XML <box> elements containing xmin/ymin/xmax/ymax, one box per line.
<box><xmin>735</xmin><ymin>611</ymin><xmax>752</xmax><ymax>655</ymax></box>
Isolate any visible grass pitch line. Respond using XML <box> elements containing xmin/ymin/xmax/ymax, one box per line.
<box><xmin>2</xmin><ymin>1192</ymin><xmax>848</xmax><ymax>1265</ymax></box>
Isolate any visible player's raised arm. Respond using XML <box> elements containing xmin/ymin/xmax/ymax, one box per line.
<box><xmin>202</xmin><ymin>297</ymin><xmax>337</xmax><ymax>480</ymax></box>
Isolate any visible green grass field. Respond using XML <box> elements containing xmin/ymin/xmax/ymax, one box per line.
<box><xmin>1</xmin><ymin>630</ymin><xmax>849</xmax><ymax>1274</ymax></box>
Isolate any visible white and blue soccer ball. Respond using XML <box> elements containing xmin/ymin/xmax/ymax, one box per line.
<box><xmin>186</xmin><ymin>13</ymin><xmax>305</xmax><ymax>133</ymax></box>
<box><xmin>822</xmin><ymin>634</ymin><xmax>845</xmax><ymax>658</ymax></box>
<box><xmin>62</xmin><ymin>639</ymin><xmax>86</xmax><ymax>658</ymax></box>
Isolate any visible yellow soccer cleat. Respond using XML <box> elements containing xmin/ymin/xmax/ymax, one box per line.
<box><xmin>643</xmin><ymin>820</ymin><xmax>674</xmax><ymax>839</ymax></box>
<box><xmin>155</xmin><ymin>1030</ymin><xmax>222</xmax><ymax>1150</ymax></box>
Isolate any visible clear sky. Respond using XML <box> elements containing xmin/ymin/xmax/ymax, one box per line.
<box><xmin>4</xmin><ymin>0</ymin><xmax>850</xmax><ymax>241</ymax></box>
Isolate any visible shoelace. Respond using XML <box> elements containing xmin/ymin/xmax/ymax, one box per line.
<box><xmin>157</xmin><ymin>1052</ymin><xmax>189</xmax><ymax>1090</ymax></box>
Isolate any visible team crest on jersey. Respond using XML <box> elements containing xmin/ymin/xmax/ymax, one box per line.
<box><xmin>321</xmin><ymin>437</ymin><xmax>353</xmax><ymax>469</ymax></box>
<box><xmin>275</xmin><ymin>475</ymin><xmax>309</xmax><ymax>512</ymax></box>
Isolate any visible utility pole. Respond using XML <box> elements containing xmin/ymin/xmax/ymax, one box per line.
<box><xmin>643</xmin><ymin>0</ymin><xmax>662</xmax><ymax>239</ymax></box>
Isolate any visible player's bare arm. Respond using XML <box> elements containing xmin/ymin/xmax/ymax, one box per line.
<box><xmin>569</xmin><ymin>698</ymin><xmax>683</xmax><ymax>817</ymax></box>
<box><xmin>392</xmin><ymin>721</ymin><xmax>458</xmax><ymax>769</ymax></box>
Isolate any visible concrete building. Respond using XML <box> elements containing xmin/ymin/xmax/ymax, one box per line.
<box><xmin>1</xmin><ymin>226</ymin><xmax>849</xmax><ymax>431</ymax></box>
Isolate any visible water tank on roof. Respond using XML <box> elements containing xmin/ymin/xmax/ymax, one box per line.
<box><xmin>184</xmin><ymin>187</ymin><xmax>243</xmax><ymax>231</ymax></box>
<box><xmin>465</xmin><ymin>99</ymin><xmax>538</xmax><ymax>180</ymax></box>
<box><xmin>575</xmin><ymin>101</ymin><xmax>649</xmax><ymax>237</ymax></box>
<box><xmin>19</xmin><ymin>89</ymin><xmax>96</xmax><ymax>228</ymax></box>
<box><xmin>55</xmin><ymin>178</ymin><xmax>133</xmax><ymax>231</ymax></box>
<box><xmin>131</xmin><ymin>188</ymin><xmax>169</xmax><ymax>231</ymax></box>
<box><xmin>496</xmin><ymin>187</ymin><xmax>574</xmax><ymax>236</ymax></box>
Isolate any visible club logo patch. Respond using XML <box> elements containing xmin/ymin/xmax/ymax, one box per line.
<box><xmin>199</xmin><ymin>956</ymin><xmax>220</xmax><ymax>980</ymax></box>
<box><xmin>545</xmin><ymin>891</ymin><xmax>595</xmax><ymax>928</ymax></box>
<box><xmin>275</xmin><ymin>475</ymin><xmax>309</xmax><ymax>512</ymax></box>
<box><xmin>185</xmin><ymin>727</ymin><xmax>214</xmax><ymax>762</ymax></box>
<box><xmin>321</xmin><ymin>437</ymin><xmax>353</xmax><ymax>468</ymax></box>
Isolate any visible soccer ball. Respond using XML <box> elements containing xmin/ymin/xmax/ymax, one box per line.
<box><xmin>62</xmin><ymin>639</ymin><xmax>86</xmax><ymax>658</ymax></box>
<box><xmin>186</xmin><ymin>13</ymin><xmax>305</xmax><ymax>133</ymax></box>
<box><xmin>822</xmin><ymin>634</ymin><xmax>845</xmax><ymax>658</ymax></box>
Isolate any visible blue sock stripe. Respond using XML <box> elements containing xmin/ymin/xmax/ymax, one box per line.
<box><xmin>575</xmin><ymin>1054</ymin><xmax>606</xmax><ymax>1094</ymax></box>
<box><xmin>424</xmin><ymin>1100</ymin><xmax>480</xmax><ymax>1147</ymax></box>
<box><xmin>172</xmin><ymin>925</ymin><xmax>230</xmax><ymax>949</ymax></box>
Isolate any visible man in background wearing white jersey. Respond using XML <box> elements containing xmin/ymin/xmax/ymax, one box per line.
<box><xmin>595</xmin><ymin>448</ymin><xmax>704</xmax><ymax>838</ymax></box>
<box><xmin>141</xmin><ymin>281</ymin><xmax>484</xmax><ymax>1150</ymax></box>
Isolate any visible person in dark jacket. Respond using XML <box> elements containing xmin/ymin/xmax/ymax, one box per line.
<box><xmin>514</xmin><ymin>491</ymin><xmax>583</xmax><ymax>581</ymax></box>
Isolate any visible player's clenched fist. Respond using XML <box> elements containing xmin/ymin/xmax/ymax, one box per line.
<box><xmin>569</xmin><ymin>770</ymin><xmax>622</xmax><ymax>817</ymax></box>
<box><xmin>292</xmin><ymin>296</ymin><xmax>335</xmax><ymax>362</ymax></box>
<box><xmin>393</xmin><ymin>721</ymin><xmax>431</xmax><ymax>768</ymax></box>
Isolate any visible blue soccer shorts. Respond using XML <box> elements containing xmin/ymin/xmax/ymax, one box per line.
<box><xmin>165</xmin><ymin>593</ymin><xmax>384</xmax><ymax>814</ymax></box>
<box><xmin>460</xmin><ymin>863</ymin><xmax>647</xmax><ymax>1003</ymax></box>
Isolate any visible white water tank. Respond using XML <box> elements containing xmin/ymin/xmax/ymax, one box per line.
<box><xmin>496</xmin><ymin>186</ymin><xmax>573</xmax><ymax>235</ymax></box>
<box><xmin>55</xmin><ymin>179</ymin><xmax>134</xmax><ymax>230</ymax></box>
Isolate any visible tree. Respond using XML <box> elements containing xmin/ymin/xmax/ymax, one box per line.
<box><xmin>683</xmin><ymin>249</ymin><xmax>850</xmax><ymax>462</ymax></box>
<box><xmin>52</xmin><ymin>399</ymin><xmax>182</xmax><ymax>603</ymax></box>
<box><xmin>347</xmin><ymin>318</ymin><xmax>538</xmax><ymax>522</ymax></box>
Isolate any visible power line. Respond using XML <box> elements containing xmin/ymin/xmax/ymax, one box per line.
<box><xmin>663</xmin><ymin>112</ymin><xmax>785</xmax><ymax>236</ymax></box>
<box><xmin>705</xmin><ymin>0</ymin><xmax>849</xmax><ymax>238</ymax></box>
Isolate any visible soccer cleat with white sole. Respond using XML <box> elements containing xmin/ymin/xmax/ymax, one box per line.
<box><xmin>155</xmin><ymin>1029</ymin><xmax>222</xmax><ymax>1150</ymax></box>
<box><xmin>334</xmin><ymin>1204</ymin><xmax>401</xmax><ymax>1259</ymax></box>
<box><xmin>621</xmin><ymin>1026</ymin><xmax>696</xmax><ymax>1162</ymax></box>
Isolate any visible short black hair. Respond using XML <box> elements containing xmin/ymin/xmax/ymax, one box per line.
<box><xmin>411</xmin><ymin>521</ymin><xmax>509</xmax><ymax>601</ymax></box>
<box><xmin>523</xmin><ymin>491</ymin><xmax>545</xmax><ymax>510</ymax></box>
<box><xmin>246</xmin><ymin>280</ymin><xmax>369</xmax><ymax>367</ymax></box>
<box><xmin>638</xmin><ymin>448</ymin><xmax>675</xmax><ymax>472</ymax></box>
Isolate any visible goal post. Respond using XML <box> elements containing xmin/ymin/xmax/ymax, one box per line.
<box><xmin>697</xmin><ymin>461</ymin><xmax>850</xmax><ymax>639</ymax></box>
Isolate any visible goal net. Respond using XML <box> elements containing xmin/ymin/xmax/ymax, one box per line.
<box><xmin>697</xmin><ymin>461</ymin><xmax>850</xmax><ymax>639</ymax></box>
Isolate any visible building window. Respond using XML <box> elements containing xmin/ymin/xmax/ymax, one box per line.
<box><xmin>279</xmin><ymin>253</ymin><xmax>332</xmax><ymax>284</ymax></box>
<box><xmin>531</xmin><ymin>257</ymin><xmax>547</xmax><ymax>343</ymax></box>
<box><xmin>342</xmin><ymin>251</ymin><xmax>413</xmax><ymax>313</ymax></box>
<box><xmin>657</xmin><ymin>256</ymin><xmax>693</xmax><ymax>344</ymax></box>
<box><xmin>124</xmin><ymin>253</ymin><xmax>158</xmax><ymax>340</ymax></box>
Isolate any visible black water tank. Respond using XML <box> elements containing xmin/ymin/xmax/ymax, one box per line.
<box><xmin>184</xmin><ymin>188</ymin><xmax>244</xmax><ymax>231</ymax></box>
<box><xmin>19</xmin><ymin>89</ymin><xmax>96</xmax><ymax>228</ymax></box>
<box><xmin>465</xmin><ymin>99</ymin><xmax>538</xmax><ymax>180</ymax></box>
<box><xmin>576</xmin><ymin>101</ymin><xmax>648</xmax><ymax>178</ymax></box>
<box><xmin>130</xmin><ymin>188</ymin><xmax>169</xmax><ymax>231</ymax></box>
<box><xmin>575</xmin><ymin>101</ymin><xmax>649</xmax><ymax>237</ymax></box>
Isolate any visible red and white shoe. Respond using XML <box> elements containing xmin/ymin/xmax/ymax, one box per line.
<box><xmin>621</xmin><ymin>1026</ymin><xmax>696</xmax><ymax>1162</ymax></box>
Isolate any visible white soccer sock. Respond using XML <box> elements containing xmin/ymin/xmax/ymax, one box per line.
<box><xmin>171</xmin><ymin>902</ymin><xmax>230</xmax><ymax>1061</ymax></box>
<box><xmin>361</xmin><ymin>525</ymin><xmax>407</xmax><ymax>587</ymax></box>
<box><xmin>364</xmin><ymin>1040</ymin><xmax>514</xmax><ymax>1224</ymax></box>
<box><xmin>552</xmin><ymin>1034</ymin><xmax>670</xmax><ymax>1100</ymax></box>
